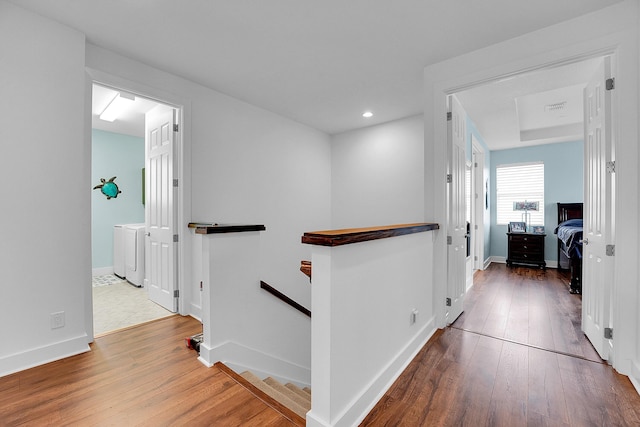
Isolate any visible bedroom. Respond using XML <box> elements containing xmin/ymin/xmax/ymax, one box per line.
<box><xmin>451</xmin><ymin>56</ymin><xmax>601</xmax><ymax>357</ymax></box>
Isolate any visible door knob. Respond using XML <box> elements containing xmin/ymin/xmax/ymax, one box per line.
<box><xmin>582</xmin><ymin>238</ymin><xmax>589</xmax><ymax>245</ymax></box>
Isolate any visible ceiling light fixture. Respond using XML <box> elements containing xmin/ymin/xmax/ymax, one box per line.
<box><xmin>362</xmin><ymin>111</ymin><xmax>373</xmax><ymax>118</ymax></box>
<box><xmin>100</xmin><ymin>91</ymin><xmax>136</xmax><ymax>122</ymax></box>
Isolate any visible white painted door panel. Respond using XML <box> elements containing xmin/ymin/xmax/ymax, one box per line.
<box><xmin>145</xmin><ymin>105</ymin><xmax>177</xmax><ymax>312</ymax></box>
<box><xmin>446</xmin><ymin>95</ymin><xmax>467</xmax><ymax>324</ymax></box>
<box><xmin>582</xmin><ymin>57</ymin><xmax>612</xmax><ymax>360</ymax></box>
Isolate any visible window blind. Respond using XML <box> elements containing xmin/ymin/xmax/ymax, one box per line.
<box><xmin>496</xmin><ymin>162</ymin><xmax>544</xmax><ymax>225</ymax></box>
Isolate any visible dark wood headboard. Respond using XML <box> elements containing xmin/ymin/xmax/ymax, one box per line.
<box><xmin>557</xmin><ymin>202</ymin><xmax>583</xmax><ymax>223</ymax></box>
<box><xmin>557</xmin><ymin>202</ymin><xmax>583</xmax><ymax>271</ymax></box>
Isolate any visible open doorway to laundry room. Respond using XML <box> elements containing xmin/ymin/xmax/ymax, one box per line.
<box><xmin>90</xmin><ymin>83</ymin><xmax>174</xmax><ymax>336</ymax></box>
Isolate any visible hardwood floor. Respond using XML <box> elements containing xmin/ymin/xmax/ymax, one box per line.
<box><xmin>0</xmin><ymin>315</ymin><xmax>297</xmax><ymax>426</ymax></box>
<box><xmin>2</xmin><ymin>264</ymin><xmax>639</xmax><ymax>426</ymax></box>
<box><xmin>361</xmin><ymin>264</ymin><xmax>640</xmax><ymax>426</ymax></box>
<box><xmin>453</xmin><ymin>263</ymin><xmax>600</xmax><ymax>362</ymax></box>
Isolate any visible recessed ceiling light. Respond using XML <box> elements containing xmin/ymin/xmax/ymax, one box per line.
<box><xmin>362</xmin><ymin>111</ymin><xmax>373</xmax><ymax>118</ymax></box>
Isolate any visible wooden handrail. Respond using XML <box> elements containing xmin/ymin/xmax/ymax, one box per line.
<box><xmin>260</xmin><ymin>281</ymin><xmax>311</xmax><ymax>318</ymax></box>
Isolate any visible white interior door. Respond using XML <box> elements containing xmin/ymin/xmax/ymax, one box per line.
<box><xmin>582</xmin><ymin>57</ymin><xmax>613</xmax><ymax>360</ymax></box>
<box><xmin>145</xmin><ymin>104</ymin><xmax>178</xmax><ymax>312</ymax></box>
<box><xmin>446</xmin><ymin>95</ymin><xmax>467</xmax><ymax>324</ymax></box>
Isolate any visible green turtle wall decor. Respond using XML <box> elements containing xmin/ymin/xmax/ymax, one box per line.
<box><xmin>93</xmin><ymin>176</ymin><xmax>122</xmax><ymax>199</ymax></box>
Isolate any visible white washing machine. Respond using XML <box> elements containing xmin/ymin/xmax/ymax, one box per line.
<box><xmin>124</xmin><ymin>223</ymin><xmax>146</xmax><ymax>287</ymax></box>
<box><xmin>113</xmin><ymin>225</ymin><xmax>126</xmax><ymax>279</ymax></box>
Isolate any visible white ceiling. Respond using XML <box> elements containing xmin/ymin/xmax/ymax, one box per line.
<box><xmin>12</xmin><ymin>0</ymin><xmax>622</xmax><ymax>137</ymax></box>
<box><xmin>456</xmin><ymin>57</ymin><xmax>602</xmax><ymax>151</ymax></box>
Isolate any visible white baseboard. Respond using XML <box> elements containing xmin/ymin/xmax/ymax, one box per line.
<box><xmin>630</xmin><ymin>361</ymin><xmax>640</xmax><ymax>396</ymax></box>
<box><xmin>307</xmin><ymin>316</ymin><xmax>437</xmax><ymax>427</ymax></box>
<box><xmin>483</xmin><ymin>258</ymin><xmax>492</xmax><ymax>269</ymax></box>
<box><xmin>488</xmin><ymin>256</ymin><xmax>558</xmax><ymax>269</ymax></box>
<box><xmin>198</xmin><ymin>340</ymin><xmax>311</xmax><ymax>388</ymax></box>
<box><xmin>0</xmin><ymin>334</ymin><xmax>90</xmax><ymax>378</ymax></box>
<box><xmin>188</xmin><ymin>303</ymin><xmax>202</xmax><ymax>322</ymax></box>
<box><xmin>92</xmin><ymin>266</ymin><xmax>113</xmax><ymax>277</ymax></box>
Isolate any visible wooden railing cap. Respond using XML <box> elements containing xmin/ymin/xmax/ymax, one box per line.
<box><xmin>302</xmin><ymin>222</ymin><xmax>439</xmax><ymax>247</ymax></box>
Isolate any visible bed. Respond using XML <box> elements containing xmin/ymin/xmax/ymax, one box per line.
<box><xmin>555</xmin><ymin>202</ymin><xmax>583</xmax><ymax>294</ymax></box>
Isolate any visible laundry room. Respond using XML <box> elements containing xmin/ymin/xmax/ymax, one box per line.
<box><xmin>91</xmin><ymin>84</ymin><xmax>174</xmax><ymax>335</ymax></box>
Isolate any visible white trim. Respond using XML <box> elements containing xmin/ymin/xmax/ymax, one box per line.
<box><xmin>198</xmin><ymin>340</ymin><xmax>311</xmax><ymax>387</ymax></box>
<box><xmin>0</xmin><ymin>335</ymin><xmax>90</xmax><ymax>378</ymax></box>
<box><xmin>630</xmin><ymin>361</ymin><xmax>640</xmax><ymax>395</ymax></box>
<box><xmin>472</xmin><ymin>137</ymin><xmax>485</xmax><ymax>271</ymax></box>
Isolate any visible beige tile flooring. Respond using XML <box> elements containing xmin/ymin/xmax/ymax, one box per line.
<box><xmin>92</xmin><ymin>276</ymin><xmax>174</xmax><ymax>336</ymax></box>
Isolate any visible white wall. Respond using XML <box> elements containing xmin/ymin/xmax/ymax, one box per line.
<box><xmin>425</xmin><ymin>0</ymin><xmax>639</xmax><ymax>382</ymax></box>
<box><xmin>308</xmin><ymin>230</ymin><xmax>436</xmax><ymax>427</ymax></box>
<box><xmin>0</xmin><ymin>0</ymin><xmax>331</xmax><ymax>377</ymax></box>
<box><xmin>86</xmin><ymin>44</ymin><xmax>331</xmax><ymax>372</ymax></box>
<box><xmin>331</xmin><ymin>115</ymin><xmax>424</xmax><ymax>228</ymax></box>
<box><xmin>0</xmin><ymin>1</ymin><xmax>91</xmax><ymax>375</ymax></box>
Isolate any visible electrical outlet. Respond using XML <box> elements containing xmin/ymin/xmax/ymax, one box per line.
<box><xmin>51</xmin><ymin>311</ymin><xmax>65</xmax><ymax>329</ymax></box>
<box><xmin>410</xmin><ymin>309</ymin><xmax>419</xmax><ymax>325</ymax></box>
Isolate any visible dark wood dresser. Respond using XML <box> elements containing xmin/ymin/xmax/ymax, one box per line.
<box><xmin>506</xmin><ymin>232</ymin><xmax>546</xmax><ymax>269</ymax></box>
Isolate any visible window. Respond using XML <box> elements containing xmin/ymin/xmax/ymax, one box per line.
<box><xmin>496</xmin><ymin>162</ymin><xmax>544</xmax><ymax>225</ymax></box>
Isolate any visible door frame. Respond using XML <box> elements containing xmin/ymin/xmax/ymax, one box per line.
<box><xmin>471</xmin><ymin>136</ymin><xmax>485</xmax><ymax>271</ymax></box>
<box><xmin>86</xmin><ymin>67</ymin><xmax>192</xmax><ymax>340</ymax></box>
<box><xmin>425</xmin><ymin>23</ymin><xmax>637</xmax><ymax>376</ymax></box>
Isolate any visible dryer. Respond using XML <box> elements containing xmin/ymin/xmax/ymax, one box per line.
<box><xmin>124</xmin><ymin>223</ymin><xmax>146</xmax><ymax>287</ymax></box>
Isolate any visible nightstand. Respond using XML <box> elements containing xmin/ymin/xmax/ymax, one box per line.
<box><xmin>506</xmin><ymin>232</ymin><xmax>546</xmax><ymax>269</ymax></box>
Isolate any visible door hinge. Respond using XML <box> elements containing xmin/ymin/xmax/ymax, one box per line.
<box><xmin>446</xmin><ymin>174</ymin><xmax>453</xmax><ymax>183</ymax></box>
<box><xmin>604</xmin><ymin>327</ymin><xmax>613</xmax><ymax>339</ymax></box>
<box><xmin>446</xmin><ymin>297</ymin><xmax>452</xmax><ymax>307</ymax></box>
<box><xmin>446</xmin><ymin>112</ymin><xmax>452</xmax><ymax>121</ymax></box>
<box><xmin>606</xmin><ymin>244</ymin><xmax>615</xmax><ymax>256</ymax></box>
<box><xmin>606</xmin><ymin>78</ymin><xmax>615</xmax><ymax>91</ymax></box>
<box><xmin>474</xmin><ymin>224</ymin><xmax>478</xmax><ymax>230</ymax></box>
<box><xmin>173</xmin><ymin>124</ymin><xmax>179</xmax><ymax>132</ymax></box>
<box><xmin>174</xmin><ymin>289</ymin><xmax>180</xmax><ymax>298</ymax></box>
<box><xmin>173</xmin><ymin>234</ymin><xmax>179</xmax><ymax>243</ymax></box>
<box><xmin>474</xmin><ymin>255</ymin><xmax>478</xmax><ymax>261</ymax></box>
<box><xmin>173</xmin><ymin>178</ymin><xmax>179</xmax><ymax>187</ymax></box>
<box><xmin>474</xmin><ymin>162</ymin><xmax>478</xmax><ymax>168</ymax></box>
<box><xmin>606</xmin><ymin>161</ymin><xmax>615</xmax><ymax>173</ymax></box>
<box><xmin>447</xmin><ymin>236</ymin><xmax>452</xmax><ymax>245</ymax></box>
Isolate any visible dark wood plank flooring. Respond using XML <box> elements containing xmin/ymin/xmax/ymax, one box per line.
<box><xmin>0</xmin><ymin>315</ymin><xmax>296</xmax><ymax>426</ymax></box>
<box><xmin>362</xmin><ymin>264</ymin><xmax>640</xmax><ymax>426</ymax></box>
<box><xmin>453</xmin><ymin>264</ymin><xmax>600</xmax><ymax>362</ymax></box>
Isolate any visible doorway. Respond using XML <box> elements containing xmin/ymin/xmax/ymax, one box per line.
<box><xmin>90</xmin><ymin>83</ymin><xmax>179</xmax><ymax>336</ymax></box>
<box><xmin>447</xmin><ymin>54</ymin><xmax>612</xmax><ymax>361</ymax></box>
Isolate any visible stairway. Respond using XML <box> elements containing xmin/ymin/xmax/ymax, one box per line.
<box><xmin>241</xmin><ymin>371</ymin><xmax>311</xmax><ymax>419</ymax></box>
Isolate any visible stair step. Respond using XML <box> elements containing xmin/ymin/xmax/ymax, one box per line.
<box><xmin>285</xmin><ymin>383</ymin><xmax>311</xmax><ymax>402</ymax></box>
<box><xmin>264</xmin><ymin>377</ymin><xmax>311</xmax><ymax>410</ymax></box>
<box><xmin>241</xmin><ymin>372</ymin><xmax>309</xmax><ymax>419</ymax></box>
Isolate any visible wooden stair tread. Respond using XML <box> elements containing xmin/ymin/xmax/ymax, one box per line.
<box><xmin>300</xmin><ymin>260</ymin><xmax>312</xmax><ymax>279</ymax></box>
<box><xmin>240</xmin><ymin>372</ymin><xmax>309</xmax><ymax>419</ymax></box>
<box><xmin>285</xmin><ymin>383</ymin><xmax>311</xmax><ymax>401</ymax></box>
<box><xmin>215</xmin><ymin>364</ymin><xmax>305</xmax><ymax>426</ymax></box>
<box><xmin>264</xmin><ymin>377</ymin><xmax>311</xmax><ymax>410</ymax></box>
